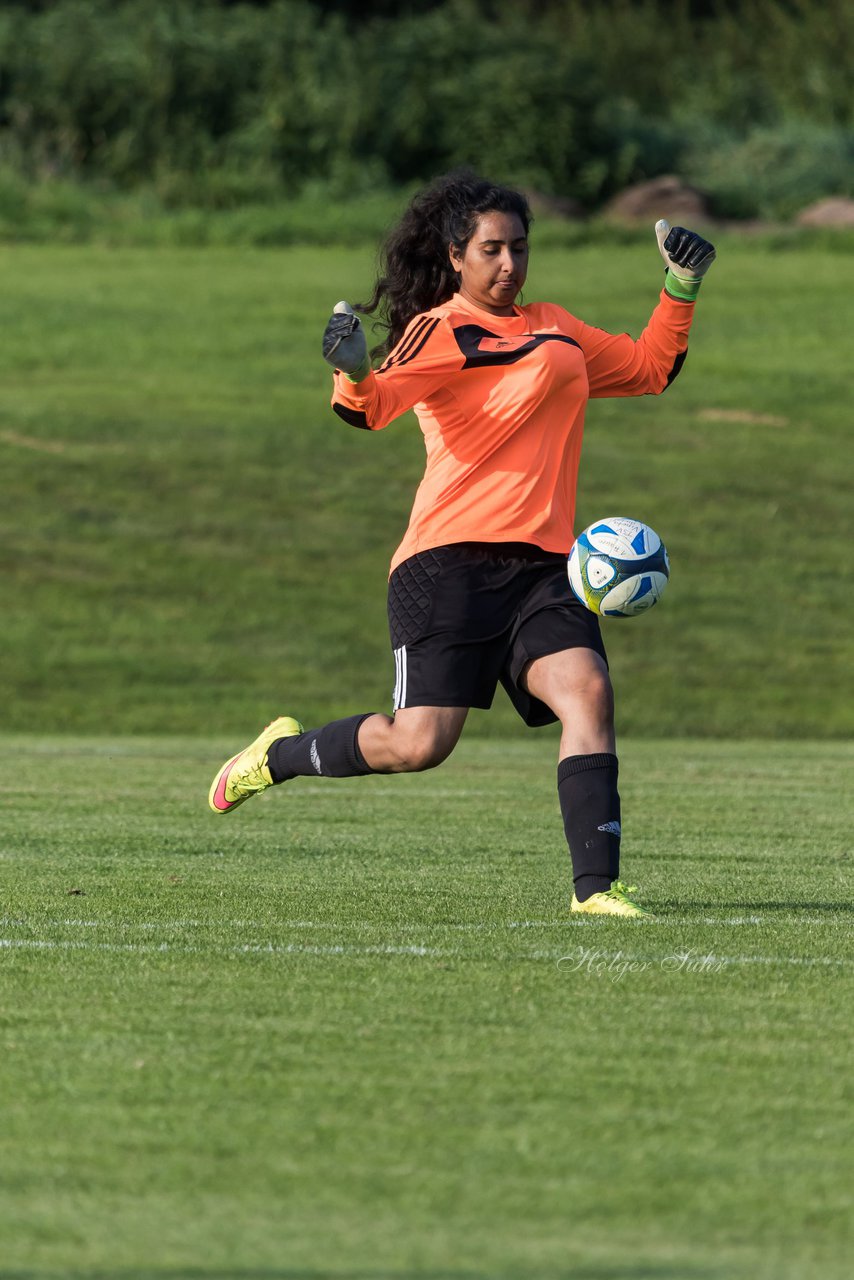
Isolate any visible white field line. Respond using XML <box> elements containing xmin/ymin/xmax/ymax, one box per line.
<box><xmin>0</xmin><ymin>938</ymin><xmax>442</xmax><ymax>959</ymax></box>
<box><xmin>0</xmin><ymin>914</ymin><xmax>848</xmax><ymax>932</ymax></box>
<box><xmin>0</xmin><ymin>936</ymin><xmax>850</xmax><ymax>970</ymax></box>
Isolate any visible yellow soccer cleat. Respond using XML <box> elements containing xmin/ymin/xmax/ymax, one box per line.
<box><xmin>208</xmin><ymin>716</ymin><xmax>303</xmax><ymax>814</ymax></box>
<box><xmin>570</xmin><ymin>881</ymin><xmax>649</xmax><ymax>918</ymax></box>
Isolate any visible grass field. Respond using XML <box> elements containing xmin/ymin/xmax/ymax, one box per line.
<box><xmin>0</xmin><ymin>235</ymin><xmax>851</xmax><ymax>1275</ymax></box>
<box><xmin>1</xmin><ymin>734</ymin><xmax>851</xmax><ymax>1277</ymax></box>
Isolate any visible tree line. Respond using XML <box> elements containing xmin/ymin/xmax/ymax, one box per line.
<box><xmin>0</xmin><ymin>0</ymin><xmax>850</xmax><ymax>217</ymax></box>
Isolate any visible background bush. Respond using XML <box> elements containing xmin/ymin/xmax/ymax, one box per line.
<box><xmin>0</xmin><ymin>0</ymin><xmax>850</xmax><ymax>219</ymax></box>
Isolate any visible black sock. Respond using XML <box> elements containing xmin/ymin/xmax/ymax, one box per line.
<box><xmin>557</xmin><ymin>753</ymin><xmax>621</xmax><ymax>901</ymax></box>
<box><xmin>267</xmin><ymin>713</ymin><xmax>376</xmax><ymax>782</ymax></box>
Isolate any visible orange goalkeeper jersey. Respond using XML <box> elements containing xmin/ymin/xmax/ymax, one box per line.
<box><xmin>332</xmin><ymin>288</ymin><xmax>695</xmax><ymax>573</ymax></box>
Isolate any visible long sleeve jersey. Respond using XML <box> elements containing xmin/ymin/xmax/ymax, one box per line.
<box><xmin>332</xmin><ymin>288</ymin><xmax>694</xmax><ymax>573</ymax></box>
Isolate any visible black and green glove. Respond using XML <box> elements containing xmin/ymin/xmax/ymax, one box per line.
<box><xmin>322</xmin><ymin>301</ymin><xmax>371</xmax><ymax>383</ymax></box>
<box><xmin>655</xmin><ymin>220</ymin><xmax>716</xmax><ymax>301</ymax></box>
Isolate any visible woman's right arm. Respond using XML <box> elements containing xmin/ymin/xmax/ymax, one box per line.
<box><xmin>324</xmin><ymin>309</ymin><xmax>463</xmax><ymax>431</ymax></box>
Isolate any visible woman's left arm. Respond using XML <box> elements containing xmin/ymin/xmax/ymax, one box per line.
<box><xmin>580</xmin><ymin>222</ymin><xmax>716</xmax><ymax>399</ymax></box>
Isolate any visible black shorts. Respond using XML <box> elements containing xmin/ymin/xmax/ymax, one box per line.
<box><xmin>387</xmin><ymin>542</ymin><xmax>607</xmax><ymax>728</ymax></box>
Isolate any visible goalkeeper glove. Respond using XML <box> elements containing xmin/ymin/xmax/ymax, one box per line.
<box><xmin>322</xmin><ymin>301</ymin><xmax>371</xmax><ymax>383</ymax></box>
<box><xmin>655</xmin><ymin>220</ymin><xmax>716</xmax><ymax>302</ymax></box>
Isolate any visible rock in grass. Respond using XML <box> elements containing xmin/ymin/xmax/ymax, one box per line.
<box><xmin>604</xmin><ymin>175</ymin><xmax>712</xmax><ymax>225</ymax></box>
<box><xmin>795</xmin><ymin>197</ymin><xmax>854</xmax><ymax>227</ymax></box>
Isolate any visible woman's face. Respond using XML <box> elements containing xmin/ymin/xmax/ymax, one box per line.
<box><xmin>449</xmin><ymin>210</ymin><xmax>529</xmax><ymax>315</ymax></box>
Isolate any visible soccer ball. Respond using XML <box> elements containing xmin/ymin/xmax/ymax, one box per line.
<box><xmin>567</xmin><ymin>517</ymin><xmax>670</xmax><ymax>617</ymax></box>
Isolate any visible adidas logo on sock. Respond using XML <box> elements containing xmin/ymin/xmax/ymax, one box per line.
<box><xmin>597</xmin><ymin>821</ymin><xmax>622</xmax><ymax>837</ymax></box>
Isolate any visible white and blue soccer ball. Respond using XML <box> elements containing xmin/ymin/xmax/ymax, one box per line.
<box><xmin>567</xmin><ymin>517</ymin><xmax>670</xmax><ymax>617</ymax></box>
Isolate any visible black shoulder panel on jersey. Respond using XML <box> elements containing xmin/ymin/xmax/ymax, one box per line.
<box><xmin>452</xmin><ymin>324</ymin><xmax>582</xmax><ymax>369</ymax></box>
<box><xmin>665</xmin><ymin>349</ymin><xmax>688</xmax><ymax>387</ymax></box>
<box><xmin>333</xmin><ymin>402</ymin><xmax>370</xmax><ymax>430</ymax></box>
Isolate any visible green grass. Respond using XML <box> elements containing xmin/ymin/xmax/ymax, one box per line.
<box><xmin>1</xmin><ymin>238</ymin><xmax>851</xmax><ymax>1269</ymax></box>
<box><xmin>1</xmin><ymin>734</ymin><xmax>851</xmax><ymax>1277</ymax></box>
<box><xmin>0</xmin><ymin>239</ymin><xmax>851</xmax><ymax>739</ymax></box>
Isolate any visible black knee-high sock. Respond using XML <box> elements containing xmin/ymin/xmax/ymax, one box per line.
<box><xmin>267</xmin><ymin>713</ymin><xmax>376</xmax><ymax>782</ymax></box>
<box><xmin>557</xmin><ymin>753</ymin><xmax>621</xmax><ymax>901</ymax></box>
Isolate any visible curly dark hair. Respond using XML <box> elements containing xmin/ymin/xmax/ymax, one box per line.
<box><xmin>359</xmin><ymin>169</ymin><xmax>532</xmax><ymax>358</ymax></box>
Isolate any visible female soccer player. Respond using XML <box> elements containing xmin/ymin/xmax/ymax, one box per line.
<box><xmin>209</xmin><ymin>170</ymin><xmax>715</xmax><ymax>917</ymax></box>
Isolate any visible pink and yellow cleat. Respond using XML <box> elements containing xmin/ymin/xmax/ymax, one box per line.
<box><xmin>208</xmin><ymin>716</ymin><xmax>303</xmax><ymax>814</ymax></box>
